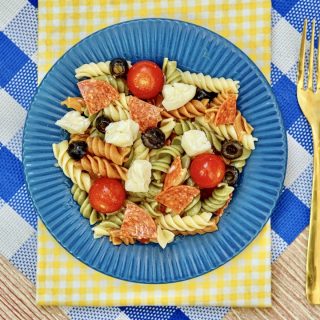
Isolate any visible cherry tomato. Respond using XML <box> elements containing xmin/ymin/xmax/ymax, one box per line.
<box><xmin>127</xmin><ymin>60</ymin><xmax>164</xmax><ymax>99</ymax></box>
<box><xmin>89</xmin><ymin>177</ymin><xmax>125</xmax><ymax>214</ymax></box>
<box><xmin>190</xmin><ymin>154</ymin><xmax>226</xmax><ymax>189</ymax></box>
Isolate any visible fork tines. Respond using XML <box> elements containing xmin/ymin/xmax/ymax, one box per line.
<box><xmin>298</xmin><ymin>19</ymin><xmax>320</xmax><ymax>91</ymax></box>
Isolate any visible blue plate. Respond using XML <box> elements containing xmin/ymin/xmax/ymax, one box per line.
<box><xmin>23</xmin><ymin>19</ymin><xmax>287</xmax><ymax>283</ymax></box>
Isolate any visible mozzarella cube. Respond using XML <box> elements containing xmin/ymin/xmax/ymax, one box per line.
<box><xmin>55</xmin><ymin>111</ymin><xmax>91</xmax><ymax>134</ymax></box>
<box><xmin>125</xmin><ymin>160</ymin><xmax>152</xmax><ymax>192</ymax></box>
<box><xmin>162</xmin><ymin>83</ymin><xmax>196</xmax><ymax>111</ymax></box>
<box><xmin>105</xmin><ymin>119</ymin><xmax>139</xmax><ymax>147</ymax></box>
<box><xmin>181</xmin><ymin>130</ymin><xmax>212</xmax><ymax>157</ymax></box>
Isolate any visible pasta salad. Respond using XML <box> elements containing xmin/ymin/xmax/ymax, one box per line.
<box><xmin>53</xmin><ymin>57</ymin><xmax>257</xmax><ymax>249</ymax></box>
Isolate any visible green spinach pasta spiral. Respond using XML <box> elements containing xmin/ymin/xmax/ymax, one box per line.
<box><xmin>201</xmin><ymin>183</ymin><xmax>234</xmax><ymax>212</ymax></box>
<box><xmin>174</xmin><ymin>117</ymin><xmax>222</xmax><ymax>151</ymax></box>
<box><xmin>93</xmin><ymin>75</ymin><xmax>129</xmax><ymax>94</ymax></box>
<box><xmin>157</xmin><ymin>212</ymin><xmax>213</xmax><ymax>232</ymax></box>
<box><xmin>71</xmin><ymin>184</ymin><xmax>104</xmax><ymax>225</ymax></box>
<box><xmin>162</xmin><ymin>58</ymin><xmax>182</xmax><ymax>84</ymax></box>
<box><xmin>128</xmin><ymin>181</ymin><xmax>164</xmax><ymax>203</ymax></box>
<box><xmin>149</xmin><ymin>136</ymin><xmax>184</xmax><ymax>180</ymax></box>
<box><xmin>184</xmin><ymin>195</ymin><xmax>202</xmax><ymax>216</ymax></box>
<box><xmin>230</xmin><ymin>148</ymin><xmax>251</xmax><ymax>172</ymax></box>
<box><xmin>92</xmin><ymin>211</ymin><xmax>125</xmax><ymax>239</ymax></box>
<box><xmin>181</xmin><ymin>71</ymin><xmax>239</xmax><ymax>93</ymax></box>
<box><xmin>140</xmin><ymin>200</ymin><xmax>163</xmax><ymax>218</ymax></box>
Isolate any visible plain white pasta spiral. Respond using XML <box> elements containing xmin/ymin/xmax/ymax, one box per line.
<box><xmin>156</xmin><ymin>226</ymin><xmax>175</xmax><ymax>249</ymax></box>
<box><xmin>157</xmin><ymin>212</ymin><xmax>212</xmax><ymax>232</ymax></box>
<box><xmin>52</xmin><ymin>140</ymin><xmax>92</xmax><ymax>192</ymax></box>
<box><xmin>75</xmin><ymin>61</ymin><xmax>131</xmax><ymax>79</ymax></box>
<box><xmin>103</xmin><ymin>94</ymin><xmax>130</xmax><ymax>121</ymax></box>
<box><xmin>241</xmin><ymin>134</ymin><xmax>258</xmax><ymax>150</ymax></box>
<box><xmin>181</xmin><ymin>71</ymin><xmax>239</xmax><ymax>93</ymax></box>
<box><xmin>159</xmin><ymin>118</ymin><xmax>176</xmax><ymax>139</ymax></box>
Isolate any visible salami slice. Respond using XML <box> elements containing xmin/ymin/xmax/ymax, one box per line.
<box><xmin>163</xmin><ymin>157</ymin><xmax>186</xmax><ymax>190</ymax></box>
<box><xmin>128</xmin><ymin>96</ymin><xmax>162</xmax><ymax>132</ymax></box>
<box><xmin>78</xmin><ymin>79</ymin><xmax>120</xmax><ymax>115</ymax></box>
<box><xmin>120</xmin><ymin>202</ymin><xmax>157</xmax><ymax>240</ymax></box>
<box><xmin>214</xmin><ymin>94</ymin><xmax>237</xmax><ymax>126</ymax></box>
<box><xmin>156</xmin><ymin>185</ymin><xmax>200</xmax><ymax>214</ymax></box>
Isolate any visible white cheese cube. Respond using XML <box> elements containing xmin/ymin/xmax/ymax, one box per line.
<box><xmin>162</xmin><ymin>83</ymin><xmax>196</xmax><ymax>111</ymax></box>
<box><xmin>105</xmin><ymin>119</ymin><xmax>139</xmax><ymax>147</ymax></box>
<box><xmin>55</xmin><ymin>111</ymin><xmax>90</xmax><ymax>134</ymax></box>
<box><xmin>181</xmin><ymin>130</ymin><xmax>212</xmax><ymax>157</ymax></box>
<box><xmin>125</xmin><ymin>160</ymin><xmax>152</xmax><ymax>192</ymax></box>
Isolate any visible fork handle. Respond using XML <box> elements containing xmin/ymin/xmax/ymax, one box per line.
<box><xmin>306</xmin><ymin>126</ymin><xmax>320</xmax><ymax>304</ymax></box>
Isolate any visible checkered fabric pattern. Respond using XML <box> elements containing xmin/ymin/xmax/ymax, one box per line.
<box><xmin>37</xmin><ymin>222</ymin><xmax>271</xmax><ymax>307</ymax></box>
<box><xmin>36</xmin><ymin>0</ymin><xmax>271</xmax><ymax>309</ymax></box>
<box><xmin>0</xmin><ymin>0</ymin><xmax>318</xmax><ymax>319</ymax></box>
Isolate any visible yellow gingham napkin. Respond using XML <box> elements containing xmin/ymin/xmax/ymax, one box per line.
<box><xmin>37</xmin><ymin>0</ymin><xmax>271</xmax><ymax>307</ymax></box>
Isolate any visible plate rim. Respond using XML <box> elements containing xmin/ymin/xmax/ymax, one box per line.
<box><xmin>23</xmin><ymin>18</ymin><xmax>288</xmax><ymax>283</ymax></box>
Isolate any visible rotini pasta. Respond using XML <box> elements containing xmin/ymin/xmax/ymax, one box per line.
<box><xmin>128</xmin><ymin>181</ymin><xmax>163</xmax><ymax>203</ymax></box>
<box><xmin>229</xmin><ymin>147</ymin><xmax>251</xmax><ymax>172</ymax></box>
<box><xmin>150</xmin><ymin>136</ymin><xmax>184</xmax><ymax>180</ymax></box>
<box><xmin>92</xmin><ymin>211</ymin><xmax>124</xmax><ymax>238</ymax></box>
<box><xmin>54</xmin><ymin>57</ymin><xmax>256</xmax><ymax>248</ymax></box>
<box><xmin>125</xmin><ymin>134</ymin><xmax>150</xmax><ymax>166</ymax></box>
<box><xmin>174</xmin><ymin>221</ymin><xmax>218</xmax><ymax>235</ymax></box>
<box><xmin>162</xmin><ymin>58</ymin><xmax>182</xmax><ymax>84</ymax></box>
<box><xmin>53</xmin><ymin>141</ymin><xmax>92</xmax><ymax>192</ymax></box>
<box><xmin>86</xmin><ymin>136</ymin><xmax>131</xmax><ymax>165</ymax></box>
<box><xmin>184</xmin><ymin>195</ymin><xmax>202</xmax><ymax>216</ymax></box>
<box><xmin>205</xmin><ymin>110</ymin><xmax>257</xmax><ymax>150</ymax></box>
<box><xmin>157</xmin><ymin>212</ymin><xmax>213</xmax><ymax>232</ymax></box>
<box><xmin>159</xmin><ymin>118</ymin><xmax>176</xmax><ymax>139</ymax></box>
<box><xmin>161</xmin><ymin>99</ymin><xmax>209</xmax><ymax>120</ymax></box>
<box><xmin>140</xmin><ymin>200</ymin><xmax>163</xmax><ymax>218</ymax></box>
<box><xmin>75</xmin><ymin>61</ymin><xmax>131</xmax><ymax>79</ymax></box>
<box><xmin>93</xmin><ymin>75</ymin><xmax>129</xmax><ymax>94</ymax></box>
<box><xmin>61</xmin><ymin>97</ymin><xmax>86</xmax><ymax>113</ymax></box>
<box><xmin>71</xmin><ymin>184</ymin><xmax>104</xmax><ymax>225</ymax></box>
<box><xmin>76</xmin><ymin>154</ymin><xmax>128</xmax><ymax>180</ymax></box>
<box><xmin>103</xmin><ymin>94</ymin><xmax>130</xmax><ymax>121</ymax></box>
<box><xmin>181</xmin><ymin>71</ymin><xmax>240</xmax><ymax>93</ymax></box>
<box><xmin>205</xmin><ymin>91</ymin><xmax>238</xmax><ymax>113</ymax></box>
<box><xmin>201</xmin><ymin>183</ymin><xmax>234</xmax><ymax>212</ymax></box>
<box><xmin>70</xmin><ymin>133</ymin><xmax>89</xmax><ymax>143</ymax></box>
<box><xmin>156</xmin><ymin>225</ymin><xmax>175</xmax><ymax>249</ymax></box>
<box><xmin>109</xmin><ymin>229</ymin><xmax>136</xmax><ymax>245</ymax></box>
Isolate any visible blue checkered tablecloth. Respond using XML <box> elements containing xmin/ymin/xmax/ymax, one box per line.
<box><xmin>0</xmin><ymin>0</ymin><xmax>319</xmax><ymax>319</ymax></box>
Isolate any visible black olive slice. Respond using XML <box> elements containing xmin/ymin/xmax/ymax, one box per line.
<box><xmin>221</xmin><ymin>141</ymin><xmax>243</xmax><ymax>160</ymax></box>
<box><xmin>67</xmin><ymin>141</ymin><xmax>88</xmax><ymax>160</ymax></box>
<box><xmin>141</xmin><ymin>127</ymin><xmax>165</xmax><ymax>149</ymax></box>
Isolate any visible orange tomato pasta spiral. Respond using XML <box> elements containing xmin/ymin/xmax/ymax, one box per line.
<box><xmin>161</xmin><ymin>99</ymin><xmax>209</xmax><ymax>120</ymax></box>
<box><xmin>109</xmin><ymin>229</ymin><xmax>136</xmax><ymax>245</ymax></box>
<box><xmin>86</xmin><ymin>136</ymin><xmax>131</xmax><ymax>166</ymax></box>
<box><xmin>77</xmin><ymin>154</ymin><xmax>128</xmax><ymax>180</ymax></box>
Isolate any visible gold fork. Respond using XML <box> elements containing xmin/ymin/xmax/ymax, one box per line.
<box><xmin>297</xmin><ymin>19</ymin><xmax>320</xmax><ymax>304</ymax></box>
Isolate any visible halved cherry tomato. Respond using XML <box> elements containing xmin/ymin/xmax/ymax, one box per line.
<box><xmin>127</xmin><ymin>60</ymin><xmax>164</xmax><ymax>99</ymax></box>
<box><xmin>190</xmin><ymin>154</ymin><xmax>226</xmax><ymax>189</ymax></box>
<box><xmin>89</xmin><ymin>177</ymin><xmax>125</xmax><ymax>214</ymax></box>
